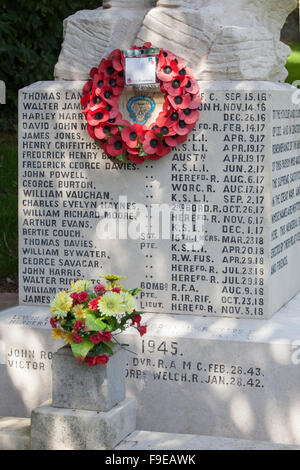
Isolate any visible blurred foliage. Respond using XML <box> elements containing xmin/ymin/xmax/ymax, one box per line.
<box><xmin>0</xmin><ymin>0</ymin><xmax>102</xmax><ymax>131</ymax></box>
<box><xmin>285</xmin><ymin>42</ymin><xmax>300</xmax><ymax>85</ymax></box>
<box><xmin>0</xmin><ymin>133</ymin><xmax>18</xmax><ymax>277</ymax></box>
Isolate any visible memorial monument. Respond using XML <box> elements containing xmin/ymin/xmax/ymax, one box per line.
<box><xmin>1</xmin><ymin>0</ymin><xmax>300</xmax><ymax>447</ymax></box>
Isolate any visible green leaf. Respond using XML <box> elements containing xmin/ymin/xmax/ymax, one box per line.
<box><xmin>116</xmin><ymin>152</ymin><xmax>126</xmax><ymax>163</ymax></box>
<box><xmin>70</xmin><ymin>338</ymin><xmax>94</xmax><ymax>359</ymax></box>
<box><xmin>85</xmin><ymin>312</ymin><xmax>108</xmax><ymax>332</ymax></box>
<box><xmin>138</xmin><ymin>149</ymin><xmax>148</xmax><ymax>157</ymax></box>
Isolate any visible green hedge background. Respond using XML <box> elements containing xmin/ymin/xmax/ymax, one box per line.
<box><xmin>0</xmin><ymin>0</ymin><xmax>102</xmax><ymax>131</ymax></box>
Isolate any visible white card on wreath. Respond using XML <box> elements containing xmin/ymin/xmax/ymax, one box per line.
<box><xmin>125</xmin><ymin>56</ymin><xmax>157</xmax><ymax>86</ymax></box>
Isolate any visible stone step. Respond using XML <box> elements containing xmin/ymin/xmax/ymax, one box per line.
<box><xmin>0</xmin><ymin>417</ymin><xmax>31</xmax><ymax>450</ymax></box>
<box><xmin>2</xmin><ymin>418</ymin><xmax>300</xmax><ymax>450</ymax></box>
<box><xmin>116</xmin><ymin>430</ymin><xmax>300</xmax><ymax>451</ymax></box>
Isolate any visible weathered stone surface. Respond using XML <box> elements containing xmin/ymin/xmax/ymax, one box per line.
<box><xmin>137</xmin><ymin>0</ymin><xmax>296</xmax><ymax>81</ymax></box>
<box><xmin>54</xmin><ymin>1</ymin><xmax>153</xmax><ymax>80</ymax></box>
<box><xmin>52</xmin><ymin>345</ymin><xmax>126</xmax><ymax>412</ymax></box>
<box><xmin>3</xmin><ymin>295</ymin><xmax>300</xmax><ymax>444</ymax></box>
<box><xmin>0</xmin><ymin>417</ymin><xmax>31</xmax><ymax>450</ymax></box>
<box><xmin>117</xmin><ymin>430</ymin><xmax>300</xmax><ymax>450</ymax></box>
<box><xmin>18</xmin><ymin>80</ymin><xmax>300</xmax><ymax>319</ymax></box>
<box><xmin>31</xmin><ymin>398</ymin><xmax>136</xmax><ymax>450</ymax></box>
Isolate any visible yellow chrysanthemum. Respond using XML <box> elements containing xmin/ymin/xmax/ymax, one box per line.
<box><xmin>69</xmin><ymin>279</ymin><xmax>93</xmax><ymax>293</ymax></box>
<box><xmin>121</xmin><ymin>292</ymin><xmax>136</xmax><ymax>314</ymax></box>
<box><xmin>50</xmin><ymin>291</ymin><xmax>73</xmax><ymax>319</ymax></box>
<box><xmin>101</xmin><ymin>274</ymin><xmax>126</xmax><ymax>289</ymax></box>
<box><xmin>51</xmin><ymin>328</ymin><xmax>64</xmax><ymax>340</ymax></box>
<box><xmin>98</xmin><ymin>291</ymin><xmax>125</xmax><ymax>317</ymax></box>
<box><xmin>72</xmin><ymin>304</ymin><xmax>87</xmax><ymax>320</ymax></box>
<box><xmin>64</xmin><ymin>332</ymin><xmax>73</xmax><ymax>344</ymax></box>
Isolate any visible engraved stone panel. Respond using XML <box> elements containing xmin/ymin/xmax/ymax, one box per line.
<box><xmin>2</xmin><ymin>297</ymin><xmax>300</xmax><ymax>444</ymax></box>
<box><xmin>18</xmin><ymin>80</ymin><xmax>300</xmax><ymax>319</ymax></box>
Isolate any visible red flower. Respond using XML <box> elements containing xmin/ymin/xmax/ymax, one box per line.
<box><xmin>72</xmin><ymin>333</ymin><xmax>83</xmax><ymax>344</ymax></box>
<box><xmin>95</xmin><ymin>354</ymin><xmax>109</xmax><ymax>365</ymax></box>
<box><xmin>98</xmin><ymin>331</ymin><xmax>112</xmax><ymax>343</ymax></box>
<box><xmin>112</xmin><ymin>287</ymin><xmax>121</xmax><ymax>294</ymax></box>
<box><xmin>50</xmin><ymin>317</ymin><xmax>57</xmax><ymax>329</ymax></box>
<box><xmin>77</xmin><ymin>291</ymin><xmax>88</xmax><ymax>303</ymax></box>
<box><xmin>74</xmin><ymin>321</ymin><xmax>83</xmax><ymax>333</ymax></box>
<box><xmin>189</xmin><ymin>94</ymin><xmax>202</xmax><ymax>109</ymax></box>
<box><xmin>105</xmin><ymin>136</ymin><xmax>125</xmax><ymax>157</ymax></box>
<box><xmin>165</xmin><ymin>133</ymin><xmax>188</xmax><ymax>147</ymax></box>
<box><xmin>179</xmin><ymin>108</ymin><xmax>199</xmax><ymax>125</ymax></box>
<box><xmin>157</xmin><ymin>58</ymin><xmax>179</xmax><ymax>82</ymax></box>
<box><xmin>142</xmin><ymin>131</ymin><xmax>164</xmax><ymax>155</ymax></box>
<box><xmin>95</xmin><ymin>284</ymin><xmax>106</xmax><ymax>294</ymax></box>
<box><xmin>108</xmin><ymin>49</ymin><xmax>124</xmax><ymax>72</ymax></box>
<box><xmin>70</xmin><ymin>292</ymin><xmax>79</xmax><ymax>306</ymax></box>
<box><xmin>88</xmin><ymin>297</ymin><xmax>101</xmax><ymax>311</ymax></box>
<box><xmin>86</xmin><ymin>107</ymin><xmax>109</xmax><ymax>126</ymax></box>
<box><xmin>133</xmin><ymin>314</ymin><xmax>142</xmax><ymax>327</ymax></box>
<box><xmin>121</xmin><ymin>124</ymin><xmax>144</xmax><ymax>149</ymax></box>
<box><xmin>127</xmin><ymin>154</ymin><xmax>146</xmax><ymax>164</ymax></box>
<box><xmin>85</xmin><ymin>356</ymin><xmax>97</xmax><ymax>367</ymax></box>
<box><xmin>99</xmin><ymin>58</ymin><xmax>116</xmax><ymax>78</ymax></box>
<box><xmin>168</xmin><ymin>93</ymin><xmax>191</xmax><ymax>110</ymax></box>
<box><xmin>90</xmin><ymin>334</ymin><xmax>102</xmax><ymax>345</ymax></box>
<box><xmin>94</xmin><ymin>123</ymin><xmax>119</xmax><ymax>140</ymax></box>
<box><xmin>139</xmin><ymin>325</ymin><xmax>147</xmax><ymax>337</ymax></box>
<box><xmin>82</xmin><ymin>80</ymin><xmax>92</xmax><ymax>95</ymax></box>
<box><xmin>162</xmin><ymin>75</ymin><xmax>189</xmax><ymax>96</ymax></box>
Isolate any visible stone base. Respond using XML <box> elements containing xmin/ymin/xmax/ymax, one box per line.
<box><xmin>116</xmin><ymin>430</ymin><xmax>300</xmax><ymax>451</ymax></box>
<box><xmin>2</xmin><ymin>295</ymin><xmax>300</xmax><ymax>444</ymax></box>
<box><xmin>52</xmin><ymin>345</ymin><xmax>126</xmax><ymax>412</ymax></box>
<box><xmin>30</xmin><ymin>397</ymin><xmax>136</xmax><ymax>450</ymax></box>
<box><xmin>0</xmin><ymin>417</ymin><xmax>31</xmax><ymax>450</ymax></box>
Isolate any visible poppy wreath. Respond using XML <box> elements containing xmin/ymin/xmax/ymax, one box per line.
<box><xmin>81</xmin><ymin>42</ymin><xmax>201</xmax><ymax>164</ymax></box>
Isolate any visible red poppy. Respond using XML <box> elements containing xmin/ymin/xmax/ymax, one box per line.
<box><xmin>121</xmin><ymin>123</ymin><xmax>144</xmax><ymax>148</ymax></box>
<box><xmin>157</xmin><ymin>58</ymin><xmax>179</xmax><ymax>82</ymax></box>
<box><xmin>189</xmin><ymin>94</ymin><xmax>202</xmax><ymax>109</ymax></box>
<box><xmin>107</xmin><ymin>112</ymin><xmax>130</xmax><ymax>127</ymax></box>
<box><xmin>165</xmin><ymin>133</ymin><xmax>188</xmax><ymax>147</ymax></box>
<box><xmin>108</xmin><ymin>49</ymin><xmax>124</xmax><ymax>72</ymax></box>
<box><xmin>99</xmin><ymin>86</ymin><xmax>119</xmax><ymax>106</ymax></box>
<box><xmin>99</xmin><ymin>58</ymin><xmax>116</xmax><ymax>78</ymax></box>
<box><xmin>86</xmin><ymin>107</ymin><xmax>109</xmax><ymax>126</ymax></box>
<box><xmin>127</xmin><ymin>154</ymin><xmax>146</xmax><ymax>164</ymax></box>
<box><xmin>168</xmin><ymin>93</ymin><xmax>191</xmax><ymax>110</ymax></box>
<box><xmin>174</xmin><ymin>119</ymin><xmax>195</xmax><ymax>136</ymax></box>
<box><xmin>89</xmin><ymin>67</ymin><xmax>98</xmax><ymax>78</ymax></box>
<box><xmin>83</xmin><ymin>80</ymin><xmax>93</xmax><ymax>94</ymax></box>
<box><xmin>142</xmin><ymin>42</ymin><xmax>152</xmax><ymax>49</ymax></box>
<box><xmin>142</xmin><ymin>131</ymin><xmax>164</xmax><ymax>155</ymax></box>
<box><xmin>162</xmin><ymin>75</ymin><xmax>189</xmax><ymax>96</ymax></box>
<box><xmin>94</xmin><ymin>124</ymin><xmax>118</xmax><ymax>140</ymax></box>
<box><xmin>87</xmin><ymin>124</ymin><xmax>97</xmax><ymax>140</ymax></box>
<box><xmin>185</xmin><ymin>78</ymin><xmax>199</xmax><ymax>95</ymax></box>
<box><xmin>179</xmin><ymin>108</ymin><xmax>199</xmax><ymax>125</ymax></box>
<box><xmin>105</xmin><ymin>136</ymin><xmax>125</xmax><ymax>157</ymax></box>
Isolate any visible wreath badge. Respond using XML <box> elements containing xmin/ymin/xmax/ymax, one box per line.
<box><xmin>81</xmin><ymin>42</ymin><xmax>201</xmax><ymax>164</ymax></box>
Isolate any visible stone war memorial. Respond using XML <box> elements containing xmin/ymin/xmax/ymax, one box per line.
<box><xmin>1</xmin><ymin>0</ymin><xmax>300</xmax><ymax>450</ymax></box>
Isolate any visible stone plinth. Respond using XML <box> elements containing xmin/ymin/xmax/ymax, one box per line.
<box><xmin>31</xmin><ymin>398</ymin><xmax>136</xmax><ymax>450</ymax></box>
<box><xmin>0</xmin><ymin>417</ymin><xmax>31</xmax><ymax>450</ymax></box>
<box><xmin>52</xmin><ymin>345</ymin><xmax>126</xmax><ymax>412</ymax></box>
<box><xmin>18</xmin><ymin>80</ymin><xmax>300</xmax><ymax>319</ymax></box>
<box><xmin>3</xmin><ymin>295</ymin><xmax>300</xmax><ymax>444</ymax></box>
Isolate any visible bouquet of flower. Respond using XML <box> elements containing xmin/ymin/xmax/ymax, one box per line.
<box><xmin>49</xmin><ymin>274</ymin><xmax>146</xmax><ymax>366</ymax></box>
